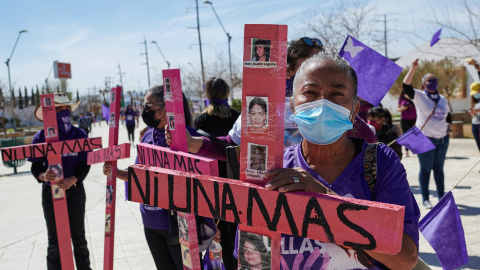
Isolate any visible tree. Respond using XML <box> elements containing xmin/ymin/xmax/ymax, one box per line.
<box><xmin>24</xmin><ymin>87</ymin><xmax>29</xmax><ymax>108</ymax></box>
<box><xmin>302</xmin><ymin>0</ymin><xmax>381</xmax><ymax>54</ymax></box>
<box><xmin>18</xmin><ymin>88</ymin><xmax>23</xmax><ymax>110</ymax></box>
<box><xmin>0</xmin><ymin>86</ymin><xmax>6</xmax><ymax>136</ymax></box>
<box><xmin>390</xmin><ymin>58</ymin><xmax>467</xmax><ymax>111</ymax></box>
<box><xmin>36</xmin><ymin>86</ymin><xmax>41</xmax><ymax>106</ymax></box>
<box><xmin>429</xmin><ymin>0</ymin><xmax>480</xmax><ymax>55</ymax></box>
<box><xmin>31</xmin><ymin>88</ymin><xmax>35</xmax><ymax>107</ymax></box>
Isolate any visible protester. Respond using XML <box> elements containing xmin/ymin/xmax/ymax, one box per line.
<box><xmin>403</xmin><ymin>58</ymin><xmax>452</xmax><ymax>209</ymax></box>
<box><xmin>103</xmin><ymin>85</ymin><xmax>215</xmax><ymax>270</ymax></box>
<box><xmin>367</xmin><ymin>106</ymin><xmax>403</xmax><ymax>159</ymax></box>
<box><xmin>467</xmin><ymin>59</ymin><xmax>480</xmax><ymax>153</ymax></box>
<box><xmin>28</xmin><ymin>93</ymin><xmax>92</xmax><ymax>270</ymax></box>
<box><xmin>266</xmin><ymin>53</ymin><xmax>419</xmax><ymax>269</ymax></box>
<box><xmin>122</xmin><ymin>105</ymin><xmax>138</xmax><ymax>147</ymax></box>
<box><xmin>398</xmin><ymin>88</ymin><xmax>417</xmax><ymax>157</ymax></box>
<box><xmin>193</xmin><ymin>77</ymin><xmax>240</xmax><ymax>270</ymax></box>
<box><xmin>170</xmin><ymin>52</ymin><xmax>419</xmax><ymax>269</ymax></box>
<box><xmin>78</xmin><ymin>112</ymin><xmax>91</xmax><ymax>137</ymax></box>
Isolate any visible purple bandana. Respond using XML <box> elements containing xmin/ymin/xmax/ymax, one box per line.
<box><xmin>424</xmin><ymin>90</ymin><xmax>440</xmax><ymax>102</ymax></box>
<box><xmin>211</xmin><ymin>98</ymin><xmax>230</xmax><ymax>107</ymax></box>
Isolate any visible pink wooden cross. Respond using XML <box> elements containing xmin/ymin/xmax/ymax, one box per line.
<box><xmin>1</xmin><ymin>93</ymin><xmax>103</xmax><ymax>270</ymax></box>
<box><xmin>238</xmin><ymin>23</ymin><xmax>289</xmax><ymax>269</ymax></box>
<box><xmin>86</xmin><ymin>86</ymin><xmax>130</xmax><ymax>270</ymax></box>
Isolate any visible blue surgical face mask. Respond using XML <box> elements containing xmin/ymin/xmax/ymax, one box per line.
<box><xmin>289</xmin><ymin>99</ymin><xmax>353</xmax><ymax>145</ymax></box>
<box><xmin>474</xmin><ymin>93</ymin><xmax>480</xmax><ymax>99</ymax></box>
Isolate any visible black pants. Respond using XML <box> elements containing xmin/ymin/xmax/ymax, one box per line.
<box><xmin>144</xmin><ymin>226</ymin><xmax>183</xmax><ymax>270</ymax></box>
<box><xmin>217</xmin><ymin>220</ymin><xmax>238</xmax><ymax>270</ymax></box>
<box><xmin>81</xmin><ymin>128</ymin><xmax>89</xmax><ymax>138</ymax></box>
<box><xmin>42</xmin><ymin>184</ymin><xmax>91</xmax><ymax>270</ymax></box>
<box><xmin>126</xmin><ymin>124</ymin><xmax>135</xmax><ymax>142</ymax></box>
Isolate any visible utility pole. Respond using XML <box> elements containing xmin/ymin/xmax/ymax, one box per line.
<box><xmin>384</xmin><ymin>14</ymin><xmax>388</xmax><ymax>58</ymax></box>
<box><xmin>196</xmin><ymin>0</ymin><xmax>205</xmax><ymax>85</ymax></box>
<box><xmin>141</xmin><ymin>37</ymin><xmax>151</xmax><ymax>89</ymax></box>
<box><xmin>117</xmin><ymin>63</ymin><xmax>125</xmax><ymax>89</ymax></box>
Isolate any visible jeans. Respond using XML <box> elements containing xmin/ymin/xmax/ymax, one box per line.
<box><xmin>418</xmin><ymin>134</ymin><xmax>449</xmax><ymax>201</ymax></box>
<box><xmin>473</xmin><ymin>124</ymin><xmax>480</xmax><ymax>152</ymax></box>
<box><xmin>144</xmin><ymin>227</ymin><xmax>183</xmax><ymax>270</ymax></box>
<box><xmin>42</xmin><ymin>184</ymin><xmax>91</xmax><ymax>270</ymax></box>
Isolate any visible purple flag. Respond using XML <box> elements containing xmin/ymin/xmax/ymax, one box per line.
<box><xmin>419</xmin><ymin>191</ymin><xmax>468</xmax><ymax>270</ymax></box>
<box><xmin>430</xmin><ymin>28</ymin><xmax>442</xmax><ymax>47</ymax></box>
<box><xmin>338</xmin><ymin>35</ymin><xmax>403</xmax><ymax>106</ymax></box>
<box><xmin>395</xmin><ymin>126</ymin><xmax>435</xmax><ymax>154</ymax></box>
<box><xmin>102</xmin><ymin>103</ymin><xmax>110</xmax><ymax>121</ymax></box>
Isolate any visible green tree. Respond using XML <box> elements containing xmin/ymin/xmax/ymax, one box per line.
<box><xmin>36</xmin><ymin>86</ymin><xmax>41</xmax><ymax>106</ymax></box>
<box><xmin>31</xmin><ymin>88</ymin><xmax>35</xmax><ymax>107</ymax></box>
<box><xmin>24</xmin><ymin>87</ymin><xmax>29</xmax><ymax>107</ymax></box>
<box><xmin>18</xmin><ymin>88</ymin><xmax>23</xmax><ymax>109</ymax></box>
<box><xmin>390</xmin><ymin>58</ymin><xmax>467</xmax><ymax>111</ymax></box>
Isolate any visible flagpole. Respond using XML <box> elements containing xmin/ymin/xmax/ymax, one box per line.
<box><xmin>449</xmin><ymin>159</ymin><xmax>480</xmax><ymax>192</ymax></box>
<box><xmin>387</xmin><ymin>139</ymin><xmax>396</xmax><ymax>147</ymax></box>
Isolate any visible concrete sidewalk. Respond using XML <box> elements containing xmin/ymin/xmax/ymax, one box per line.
<box><xmin>0</xmin><ymin>120</ymin><xmax>479</xmax><ymax>269</ymax></box>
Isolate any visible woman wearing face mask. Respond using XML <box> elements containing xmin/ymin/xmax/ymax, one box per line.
<box><xmin>28</xmin><ymin>93</ymin><xmax>92</xmax><ymax>270</ymax></box>
<box><xmin>264</xmin><ymin>53</ymin><xmax>419</xmax><ymax>269</ymax></box>
<box><xmin>367</xmin><ymin>106</ymin><xmax>402</xmax><ymax>160</ymax></box>
<box><xmin>103</xmin><ymin>86</ymin><xmax>214</xmax><ymax>270</ymax></box>
<box><xmin>122</xmin><ymin>105</ymin><xmax>138</xmax><ymax>147</ymax></box>
<box><xmin>403</xmin><ymin>58</ymin><xmax>452</xmax><ymax>210</ymax></box>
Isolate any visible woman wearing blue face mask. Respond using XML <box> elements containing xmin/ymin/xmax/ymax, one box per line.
<box><xmin>403</xmin><ymin>58</ymin><xmax>452</xmax><ymax>210</ymax></box>
<box><xmin>28</xmin><ymin>93</ymin><xmax>92</xmax><ymax>270</ymax></box>
<box><xmin>264</xmin><ymin>53</ymin><xmax>419</xmax><ymax>270</ymax></box>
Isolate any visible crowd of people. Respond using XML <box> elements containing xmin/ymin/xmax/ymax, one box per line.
<box><xmin>26</xmin><ymin>35</ymin><xmax>480</xmax><ymax>270</ymax></box>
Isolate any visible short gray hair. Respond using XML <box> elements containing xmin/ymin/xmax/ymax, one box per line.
<box><xmin>421</xmin><ymin>73</ymin><xmax>435</xmax><ymax>84</ymax></box>
<box><xmin>293</xmin><ymin>52</ymin><xmax>358</xmax><ymax>101</ymax></box>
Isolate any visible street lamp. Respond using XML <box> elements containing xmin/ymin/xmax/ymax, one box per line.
<box><xmin>5</xmin><ymin>30</ymin><xmax>27</xmax><ymax>131</ymax></box>
<box><xmin>151</xmin><ymin>41</ymin><xmax>171</xmax><ymax>69</ymax></box>
<box><xmin>203</xmin><ymin>1</ymin><xmax>234</xmax><ymax>101</ymax></box>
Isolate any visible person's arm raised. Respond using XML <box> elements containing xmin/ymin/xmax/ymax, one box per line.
<box><xmin>403</xmin><ymin>58</ymin><xmax>418</xmax><ymax>86</ymax></box>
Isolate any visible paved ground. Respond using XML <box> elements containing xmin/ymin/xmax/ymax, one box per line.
<box><xmin>0</xmin><ymin>120</ymin><xmax>479</xmax><ymax>270</ymax></box>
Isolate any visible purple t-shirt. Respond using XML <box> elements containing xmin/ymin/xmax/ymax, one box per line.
<box><xmin>27</xmin><ymin>127</ymin><xmax>89</xmax><ymax>186</ymax></box>
<box><xmin>137</xmin><ymin>126</ymin><xmax>201</xmax><ymax>230</ymax></box>
<box><xmin>398</xmin><ymin>96</ymin><xmax>416</xmax><ymax>120</ymax></box>
<box><xmin>125</xmin><ymin>110</ymin><xmax>137</xmax><ymax>125</ymax></box>
<box><xmin>234</xmin><ymin>138</ymin><xmax>419</xmax><ymax>269</ymax></box>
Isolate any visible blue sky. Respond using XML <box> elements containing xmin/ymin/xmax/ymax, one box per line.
<box><xmin>0</xmin><ymin>0</ymin><xmax>470</xmax><ymax>96</ymax></box>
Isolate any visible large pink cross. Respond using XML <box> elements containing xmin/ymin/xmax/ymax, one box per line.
<box><xmin>1</xmin><ymin>93</ymin><xmax>103</xmax><ymax>269</ymax></box>
<box><xmin>86</xmin><ymin>87</ymin><xmax>130</xmax><ymax>270</ymax></box>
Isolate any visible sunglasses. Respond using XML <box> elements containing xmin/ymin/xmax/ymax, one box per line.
<box><xmin>301</xmin><ymin>37</ymin><xmax>323</xmax><ymax>47</ymax></box>
<box><xmin>142</xmin><ymin>103</ymin><xmax>163</xmax><ymax>113</ymax></box>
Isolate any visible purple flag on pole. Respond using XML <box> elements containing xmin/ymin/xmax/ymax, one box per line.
<box><xmin>430</xmin><ymin>28</ymin><xmax>442</xmax><ymax>47</ymax></box>
<box><xmin>338</xmin><ymin>35</ymin><xmax>403</xmax><ymax>106</ymax></box>
<box><xmin>419</xmin><ymin>191</ymin><xmax>468</xmax><ymax>270</ymax></box>
<box><xmin>396</xmin><ymin>126</ymin><xmax>435</xmax><ymax>154</ymax></box>
<box><xmin>102</xmin><ymin>103</ymin><xmax>110</xmax><ymax>121</ymax></box>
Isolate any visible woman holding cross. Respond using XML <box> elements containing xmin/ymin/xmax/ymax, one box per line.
<box><xmin>28</xmin><ymin>93</ymin><xmax>92</xmax><ymax>270</ymax></box>
<box><xmin>169</xmin><ymin>52</ymin><xmax>420</xmax><ymax>269</ymax></box>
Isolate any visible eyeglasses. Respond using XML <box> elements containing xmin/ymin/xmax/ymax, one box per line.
<box><xmin>301</xmin><ymin>37</ymin><xmax>323</xmax><ymax>47</ymax></box>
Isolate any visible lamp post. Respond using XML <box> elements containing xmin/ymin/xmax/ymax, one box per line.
<box><xmin>151</xmin><ymin>41</ymin><xmax>171</xmax><ymax>69</ymax></box>
<box><xmin>5</xmin><ymin>30</ymin><xmax>27</xmax><ymax>131</ymax></box>
<box><xmin>203</xmin><ymin>1</ymin><xmax>234</xmax><ymax>101</ymax></box>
